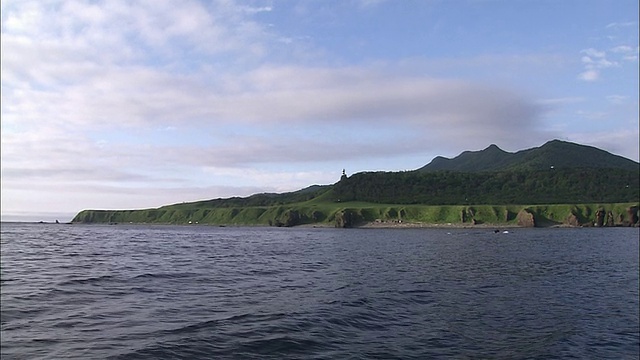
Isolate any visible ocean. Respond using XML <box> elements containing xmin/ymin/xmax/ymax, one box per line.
<box><xmin>1</xmin><ymin>223</ymin><xmax>638</xmax><ymax>359</ymax></box>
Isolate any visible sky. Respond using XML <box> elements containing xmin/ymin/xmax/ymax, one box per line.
<box><xmin>1</xmin><ymin>0</ymin><xmax>639</xmax><ymax>222</ymax></box>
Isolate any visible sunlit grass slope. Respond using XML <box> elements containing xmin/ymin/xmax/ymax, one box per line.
<box><xmin>73</xmin><ymin>198</ymin><xmax>639</xmax><ymax>228</ymax></box>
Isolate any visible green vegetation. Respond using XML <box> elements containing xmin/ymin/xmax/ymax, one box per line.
<box><xmin>73</xmin><ymin>201</ymin><xmax>639</xmax><ymax>228</ymax></box>
<box><xmin>71</xmin><ymin>140</ymin><xmax>640</xmax><ymax>228</ymax></box>
<box><xmin>331</xmin><ymin>168</ymin><xmax>638</xmax><ymax>205</ymax></box>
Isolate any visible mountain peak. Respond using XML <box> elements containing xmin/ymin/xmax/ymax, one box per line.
<box><xmin>484</xmin><ymin>144</ymin><xmax>505</xmax><ymax>152</ymax></box>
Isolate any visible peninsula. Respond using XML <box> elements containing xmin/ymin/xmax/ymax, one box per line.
<box><xmin>72</xmin><ymin>140</ymin><xmax>640</xmax><ymax>228</ymax></box>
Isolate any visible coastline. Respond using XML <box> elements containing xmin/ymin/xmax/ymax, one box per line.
<box><xmin>301</xmin><ymin>221</ymin><xmax>591</xmax><ymax>229</ymax></box>
<box><xmin>23</xmin><ymin>220</ymin><xmax>637</xmax><ymax>229</ymax></box>
<box><xmin>303</xmin><ymin>220</ymin><xmax>638</xmax><ymax>229</ymax></box>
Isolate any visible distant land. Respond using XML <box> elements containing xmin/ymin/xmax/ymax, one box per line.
<box><xmin>73</xmin><ymin>140</ymin><xmax>639</xmax><ymax>228</ymax></box>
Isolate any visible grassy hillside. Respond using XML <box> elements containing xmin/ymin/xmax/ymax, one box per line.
<box><xmin>73</xmin><ymin>200</ymin><xmax>639</xmax><ymax>228</ymax></box>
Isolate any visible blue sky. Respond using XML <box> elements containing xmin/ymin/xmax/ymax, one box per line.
<box><xmin>1</xmin><ymin>0</ymin><xmax>638</xmax><ymax>222</ymax></box>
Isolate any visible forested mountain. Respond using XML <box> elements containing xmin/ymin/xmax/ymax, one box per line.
<box><xmin>165</xmin><ymin>139</ymin><xmax>640</xmax><ymax>207</ymax></box>
<box><xmin>324</xmin><ymin>140</ymin><xmax>639</xmax><ymax>205</ymax></box>
<box><xmin>418</xmin><ymin>140</ymin><xmax>639</xmax><ymax>172</ymax></box>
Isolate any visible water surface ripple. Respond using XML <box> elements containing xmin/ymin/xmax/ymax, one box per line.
<box><xmin>1</xmin><ymin>224</ymin><xmax>638</xmax><ymax>359</ymax></box>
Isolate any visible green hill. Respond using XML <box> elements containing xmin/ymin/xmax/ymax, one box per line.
<box><xmin>72</xmin><ymin>140</ymin><xmax>640</xmax><ymax>227</ymax></box>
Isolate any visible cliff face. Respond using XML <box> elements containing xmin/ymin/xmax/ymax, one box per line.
<box><xmin>562</xmin><ymin>205</ymin><xmax>639</xmax><ymax>227</ymax></box>
<box><xmin>516</xmin><ymin>209</ymin><xmax>536</xmax><ymax>227</ymax></box>
<box><xmin>628</xmin><ymin>206</ymin><xmax>639</xmax><ymax>225</ymax></box>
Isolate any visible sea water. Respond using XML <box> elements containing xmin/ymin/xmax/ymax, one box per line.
<box><xmin>1</xmin><ymin>223</ymin><xmax>638</xmax><ymax>359</ymax></box>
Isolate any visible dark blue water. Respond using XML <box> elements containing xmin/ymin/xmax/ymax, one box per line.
<box><xmin>1</xmin><ymin>223</ymin><xmax>638</xmax><ymax>359</ymax></box>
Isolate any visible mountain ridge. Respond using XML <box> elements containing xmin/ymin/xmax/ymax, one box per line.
<box><xmin>418</xmin><ymin>140</ymin><xmax>638</xmax><ymax>173</ymax></box>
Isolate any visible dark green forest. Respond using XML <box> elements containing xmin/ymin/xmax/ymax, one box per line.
<box><xmin>331</xmin><ymin>168</ymin><xmax>639</xmax><ymax>205</ymax></box>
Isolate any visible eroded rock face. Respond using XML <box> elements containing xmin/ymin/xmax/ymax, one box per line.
<box><xmin>516</xmin><ymin>209</ymin><xmax>536</xmax><ymax>227</ymax></box>
<box><xmin>504</xmin><ymin>210</ymin><xmax>514</xmax><ymax>222</ymax></box>
<box><xmin>595</xmin><ymin>209</ymin><xmax>605</xmax><ymax>227</ymax></box>
<box><xmin>628</xmin><ymin>206</ymin><xmax>639</xmax><ymax>226</ymax></box>
<box><xmin>283</xmin><ymin>210</ymin><xmax>301</xmax><ymax>227</ymax></box>
<box><xmin>334</xmin><ymin>211</ymin><xmax>353</xmax><ymax>228</ymax></box>
<box><xmin>605</xmin><ymin>211</ymin><xmax>615</xmax><ymax>227</ymax></box>
<box><xmin>566</xmin><ymin>213</ymin><xmax>581</xmax><ymax>227</ymax></box>
<box><xmin>311</xmin><ymin>211</ymin><xmax>322</xmax><ymax>222</ymax></box>
<box><xmin>270</xmin><ymin>210</ymin><xmax>302</xmax><ymax>227</ymax></box>
<box><xmin>334</xmin><ymin>210</ymin><xmax>363</xmax><ymax>228</ymax></box>
<box><xmin>461</xmin><ymin>207</ymin><xmax>476</xmax><ymax>224</ymax></box>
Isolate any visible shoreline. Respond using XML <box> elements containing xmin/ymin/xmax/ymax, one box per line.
<box><xmin>301</xmin><ymin>221</ymin><xmax>631</xmax><ymax>229</ymax></box>
<box><xmin>23</xmin><ymin>220</ymin><xmax>638</xmax><ymax>229</ymax></box>
<box><xmin>354</xmin><ymin>221</ymin><xmax>522</xmax><ymax>229</ymax></box>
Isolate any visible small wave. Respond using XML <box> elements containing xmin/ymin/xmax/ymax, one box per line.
<box><xmin>398</xmin><ymin>288</ymin><xmax>433</xmax><ymax>294</ymax></box>
<box><xmin>241</xmin><ymin>269</ymin><xmax>282</xmax><ymax>276</ymax></box>
<box><xmin>132</xmin><ymin>272</ymin><xmax>199</xmax><ymax>280</ymax></box>
<box><xmin>325</xmin><ymin>297</ymin><xmax>371</xmax><ymax>307</ymax></box>
<box><xmin>57</xmin><ymin>275</ymin><xmax>116</xmax><ymax>287</ymax></box>
<box><xmin>156</xmin><ymin>312</ymin><xmax>287</xmax><ymax>337</ymax></box>
<box><xmin>235</xmin><ymin>335</ymin><xmax>329</xmax><ymax>357</ymax></box>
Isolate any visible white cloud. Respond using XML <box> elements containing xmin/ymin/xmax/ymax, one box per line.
<box><xmin>577</xmin><ymin>46</ymin><xmax>627</xmax><ymax>80</ymax></box>
<box><xmin>580</xmin><ymin>49</ymin><xmax>617</xmax><ymax>69</ymax></box>
<box><xmin>239</xmin><ymin>5</ymin><xmax>273</xmax><ymax>14</ymax></box>
<box><xmin>606</xmin><ymin>95</ymin><xmax>629</xmax><ymax>104</ymax></box>
<box><xmin>578</xmin><ymin>69</ymin><xmax>599</xmax><ymax>81</ymax></box>
<box><xmin>3</xmin><ymin>56</ymin><xmax>546</xmax><ymax>130</ymax></box>
<box><xmin>611</xmin><ymin>45</ymin><xmax>634</xmax><ymax>53</ymax></box>
<box><xmin>537</xmin><ymin>97</ymin><xmax>585</xmax><ymax>106</ymax></box>
<box><xmin>356</xmin><ymin>0</ymin><xmax>389</xmax><ymax>8</ymax></box>
<box><xmin>1</xmin><ymin>0</ymin><xmax>272</xmax><ymax>69</ymax></box>
<box><xmin>581</xmin><ymin>48</ymin><xmax>606</xmax><ymax>58</ymax></box>
<box><xmin>575</xmin><ymin>110</ymin><xmax>607</xmax><ymax>120</ymax></box>
<box><xmin>614</xmin><ymin>45</ymin><xmax>640</xmax><ymax>61</ymax></box>
<box><xmin>605</xmin><ymin>21</ymin><xmax>637</xmax><ymax>29</ymax></box>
